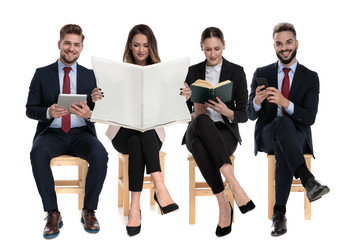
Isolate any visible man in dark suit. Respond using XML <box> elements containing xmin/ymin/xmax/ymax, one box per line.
<box><xmin>246</xmin><ymin>22</ymin><xmax>329</xmax><ymax>236</ymax></box>
<box><xmin>26</xmin><ymin>24</ymin><xmax>108</xmax><ymax>239</ymax></box>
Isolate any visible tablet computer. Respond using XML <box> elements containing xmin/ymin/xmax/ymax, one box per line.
<box><xmin>57</xmin><ymin>94</ymin><xmax>87</xmax><ymax>113</ymax></box>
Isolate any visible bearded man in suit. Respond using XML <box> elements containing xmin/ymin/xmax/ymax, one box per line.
<box><xmin>26</xmin><ymin>24</ymin><xmax>108</xmax><ymax>239</ymax></box>
<box><xmin>246</xmin><ymin>22</ymin><xmax>329</xmax><ymax>237</ymax></box>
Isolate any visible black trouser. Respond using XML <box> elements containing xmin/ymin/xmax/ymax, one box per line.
<box><xmin>185</xmin><ymin>114</ymin><xmax>238</xmax><ymax>194</ymax></box>
<box><xmin>259</xmin><ymin>116</ymin><xmax>311</xmax><ymax>206</ymax></box>
<box><xmin>112</xmin><ymin>128</ymin><xmax>162</xmax><ymax>192</ymax></box>
<box><xmin>30</xmin><ymin>127</ymin><xmax>109</xmax><ymax>212</ymax></box>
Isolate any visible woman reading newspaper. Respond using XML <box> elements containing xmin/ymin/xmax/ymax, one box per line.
<box><xmin>92</xmin><ymin>24</ymin><xmax>178</xmax><ymax>237</ymax></box>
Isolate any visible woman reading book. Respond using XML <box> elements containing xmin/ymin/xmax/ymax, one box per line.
<box><xmin>180</xmin><ymin>27</ymin><xmax>255</xmax><ymax>237</ymax></box>
<box><xmin>92</xmin><ymin>24</ymin><xmax>178</xmax><ymax>236</ymax></box>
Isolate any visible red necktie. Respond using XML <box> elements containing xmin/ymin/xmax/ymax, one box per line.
<box><xmin>281</xmin><ymin>68</ymin><xmax>291</xmax><ymax>115</ymax></box>
<box><xmin>62</xmin><ymin>67</ymin><xmax>72</xmax><ymax>133</ymax></box>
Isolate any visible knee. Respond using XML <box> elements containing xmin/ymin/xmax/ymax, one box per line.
<box><xmin>194</xmin><ymin>114</ymin><xmax>212</xmax><ymax>129</ymax></box>
<box><xmin>88</xmin><ymin>146</ymin><xmax>109</xmax><ymax>169</ymax></box>
<box><xmin>277</xmin><ymin>116</ymin><xmax>294</xmax><ymax>129</ymax></box>
<box><xmin>128</xmin><ymin>135</ymin><xmax>141</xmax><ymax>150</ymax></box>
<box><xmin>30</xmin><ymin>145</ymin><xmax>51</xmax><ymax>167</ymax></box>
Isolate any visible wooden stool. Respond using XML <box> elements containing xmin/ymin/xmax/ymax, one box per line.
<box><xmin>268</xmin><ymin>154</ymin><xmax>312</xmax><ymax>220</ymax></box>
<box><xmin>118</xmin><ymin>151</ymin><xmax>166</xmax><ymax>216</ymax></box>
<box><xmin>188</xmin><ymin>154</ymin><xmax>235</xmax><ymax>224</ymax></box>
<box><xmin>50</xmin><ymin>155</ymin><xmax>88</xmax><ymax>210</ymax></box>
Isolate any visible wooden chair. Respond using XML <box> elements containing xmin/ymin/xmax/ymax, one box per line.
<box><xmin>188</xmin><ymin>154</ymin><xmax>235</xmax><ymax>224</ymax></box>
<box><xmin>50</xmin><ymin>155</ymin><xmax>88</xmax><ymax>210</ymax></box>
<box><xmin>268</xmin><ymin>154</ymin><xmax>312</xmax><ymax>220</ymax></box>
<box><xmin>118</xmin><ymin>151</ymin><xmax>166</xmax><ymax>216</ymax></box>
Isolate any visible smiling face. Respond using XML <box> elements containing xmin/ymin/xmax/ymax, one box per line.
<box><xmin>273</xmin><ymin>30</ymin><xmax>298</xmax><ymax>66</ymax></box>
<box><xmin>130</xmin><ymin>33</ymin><xmax>150</xmax><ymax>66</ymax></box>
<box><xmin>201</xmin><ymin>37</ymin><xmax>225</xmax><ymax>67</ymax></box>
<box><xmin>58</xmin><ymin>33</ymin><xmax>83</xmax><ymax>66</ymax></box>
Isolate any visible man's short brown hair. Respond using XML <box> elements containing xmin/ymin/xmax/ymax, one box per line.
<box><xmin>60</xmin><ymin>24</ymin><xmax>85</xmax><ymax>43</ymax></box>
<box><xmin>273</xmin><ymin>22</ymin><xmax>296</xmax><ymax>39</ymax></box>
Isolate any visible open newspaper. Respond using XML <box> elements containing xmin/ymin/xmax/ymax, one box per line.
<box><xmin>90</xmin><ymin>56</ymin><xmax>191</xmax><ymax>131</ymax></box>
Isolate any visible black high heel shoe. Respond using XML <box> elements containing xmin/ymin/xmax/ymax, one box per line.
<box><xmin>238</xmin><ymin>200</ymin><xmax>255</xmax><ymax>214</ymax></box>
<box><xmin>233</xmin><ymin>194</ymin><xmax>255</xmax><ymax>214</ymax></box>
<box><xmin>216</xmin><ymin>202</ymin><xmax>233</xmax><ymax>237</ymax></box>
<box><xmin>126</xmin><ymin>210</ymin><xmax>141</xmax><ymax>236</ymax></box>
<box><xmin>154</xmin><ymin>193</ymin><xmax>179</xmax><ymax>215</ymax></box>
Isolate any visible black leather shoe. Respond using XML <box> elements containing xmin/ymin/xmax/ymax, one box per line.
<box><xmin>216</xmin><ymin>202</ymin><xmax>233</xmax><ymax>237</ymax></box>
<box><xmin>305</xmin><ymin>178</ymin><xmax>330</xmax><ymax>202</ymax></box>
<box><xmin>271</xmin><ymin>211</ymin><xmax>287</xmax><ymax>237</ymax></box>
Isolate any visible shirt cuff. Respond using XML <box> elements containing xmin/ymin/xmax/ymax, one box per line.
<box><xmin>253</xmin><ymin>100</ymin><xmax>262</xmax><ymax>112</ymax></box>
<box><xmin>46</xmin><ymin>107</ymin><xmax>52</xmax><ymax>120</ymax></box>
<box><xmin>285</xmin><ymin>101</ymin><xmax>294</xmax><ymax>115</ymax></box>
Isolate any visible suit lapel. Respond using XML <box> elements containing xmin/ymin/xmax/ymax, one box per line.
<box><xmin>219</xmin><ymin>58</ymin><xmax>233</xmax><ymax>83</ymax></box>
<box><xmin>76</xmin><ymin>63</ymin><xmax>83</xmax><ymax>94</ymax></box>
<box><xmin>289</xmin><ymin>63</ymin><xmax>303</xmax><ymax>100</ymax></box>
<box><xmin>270</xmin><ymin>62</ymin><xmax>279</xmax><ymax>88</ymax></box>
<box><xmin>50</xmin><ymin>61</ymin><xmax>60</xmax><ymax>98</ymax></box>
<box><xmin>196</xmin><ymin>61</ymin><xmax>206</xmax><ymax>80</ymax></box>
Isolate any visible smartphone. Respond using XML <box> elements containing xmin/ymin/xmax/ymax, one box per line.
<box><xmin>256</xmin><ymin>78</ymin><xmax>268</xmax><ymax>91</ymax></box>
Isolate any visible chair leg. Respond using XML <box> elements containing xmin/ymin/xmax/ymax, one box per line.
<box><xmin>268</xmin><ymin>156</ymin><xmax>276</xmax><ymax>219</ymax></box>
<box><xmin>304</xmin><ymin>155</ymin><xmax>312</xmax><ymax>220</ymax></box>
<box><xmin>80</xmin><ymin>161</ymin><xmax>88</xmax><ymax>210</ymax></box>
<box><xmin>118</xmin><ymin>157</ymin><xmax>123</xmax><ymax>207</ymax></box>
<box><xmin>78</xmin><ymin>163</ymin><xmax>83</xmax><ymax>210</ymax></box>
<box><xmin>189</xmin><ymin>159</ymin><xmax>196</xmax><ymax>224</ymax></box>
<box><xmin>123</xmin><ymin>156</ymin><xmax>130</xmax><ymax>216</ymax></box>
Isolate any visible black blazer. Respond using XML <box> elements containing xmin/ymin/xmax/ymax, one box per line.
<box><xmin>26</xmin><ymin>61</ymin><xmax>97</xmax><ymax>140</ymax></box>
<box><xmin>182</xmin><ymin>57</ymin><xmax>248</xmax><ymax>144</ymax></box>
<box><xmin>246</xmin><ymin>62</ymin><xmax>319</xmax><ymax>155</ymax></box>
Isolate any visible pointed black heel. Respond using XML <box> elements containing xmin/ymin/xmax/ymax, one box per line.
<box><xmin>238</xmin><ymin>200</ymin><xmax>255</xmax><ymax>214</ymax></box>
<box><xmin>154</xmin><ymin>193</ymin><xmax>179</xmax><ymax>215</ymax></box>
<box><xmin>216</xmin><ymin>202</ymin><xmax>233</xmax><ymax>237</ymax></box>
<box><xmin>126</xmin><ymin>210</ymin><xmax>141</xmax><ymax>236</ymax></box>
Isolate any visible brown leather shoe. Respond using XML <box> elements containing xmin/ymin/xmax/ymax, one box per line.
<box><xmin>81</xmin><ymin>209</ymin><xmax>100</xmax><ymax>233</ymax></box>
<box><xmin>43</xmin><ymin>211</ymin><xmax>63</xmax><ymax>239</ymax></box>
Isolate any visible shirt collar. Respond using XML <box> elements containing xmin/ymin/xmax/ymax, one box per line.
<box><xmin>278</xmin><ymin>60</ymin><xmax>297</xmax><ymax>74</ymax></box>
<box><xmin>58</xmin><ymin>59</ymin><xmax>77</xmax><ymax>73</ymax></box>
<box><xmin>206</xmin><ymin>61</ymin><xmax>222</xmax><ymax>73</ymax></box>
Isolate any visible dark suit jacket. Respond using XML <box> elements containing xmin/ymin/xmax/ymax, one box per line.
<box><xmin>182</xmin><ymin>57</ymin><xmax>248</xmax><ymax>144</ymax></box>
<box><xmin>26</xmin><ymin>61</ymin><xmax>97</xmax><ymax>140</ymax></box>
<box><xmin>246</xmin><ymin>62</ymin><xmax>319</xmax><ymax>155</ymax></box>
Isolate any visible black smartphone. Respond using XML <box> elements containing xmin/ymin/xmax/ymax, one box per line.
<box><xmin>256</xmin><ymin>78</ymin><xmax>268</xmax><ymax>91</ymax></box>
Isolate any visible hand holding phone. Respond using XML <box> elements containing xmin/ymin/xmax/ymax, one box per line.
<box><xmin>256</xmin><ymin>78</ymin><xmax>268</xmax><ymax>91</ymax></box>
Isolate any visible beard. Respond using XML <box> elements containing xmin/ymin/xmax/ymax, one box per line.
<box><xmin>276</xmin><ymin>48</ymin><xmax>297</xmax><ymax>65</ymax></box>
<box><xmin>60</xmin><ymin>52</ymin><xmax>79</xmax><ymax>65</ymax></box>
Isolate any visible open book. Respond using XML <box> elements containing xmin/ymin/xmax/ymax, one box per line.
<box><xmin>190</xmin><ymin>79</ymin><xmax>233</xmax><ymax>103</ymax></box>
<box><xmin>90</xmin><ymin>56</ymin><xmax>191</xmax><ymax>131</ymax></box>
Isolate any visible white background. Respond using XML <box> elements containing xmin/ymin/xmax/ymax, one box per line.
<box><xmin>0</xmin><ymin>0</ymin><xmax>348</xmax><ymax>239</ymax></box>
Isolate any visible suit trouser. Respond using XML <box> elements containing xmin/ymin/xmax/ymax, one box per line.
<box><xmin>30</xmin><ymin>127</ymin><xmax>109</xmax><ymax>212</ymax></box>
<box><xmin>112</xmin><ymin>127</ymin><xmax>162</xmax><ymax>192</ymax></box>
<box><xmin>259</xmin><ymin>116</ymin><xmax>310</xmax><ymax>206</ymax></box>
<box><xmin>185</xmin><ymin>114</ymin><xmax>238</xmax><ymax>194</ymax></box>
